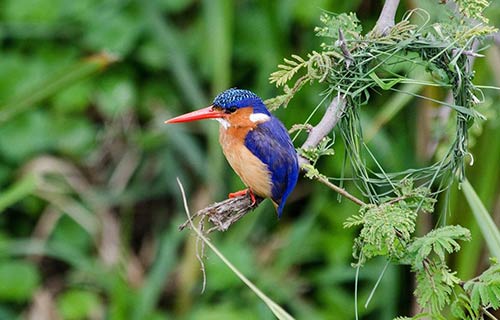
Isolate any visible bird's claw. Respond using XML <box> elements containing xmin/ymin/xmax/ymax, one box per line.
<box><xmin>228</xmin><ymin>189</ymin><xmax>256</xmax><ymax>206</ymax></box>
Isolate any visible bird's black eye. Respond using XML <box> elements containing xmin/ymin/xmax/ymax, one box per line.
<box><xmin>225</xmin><ymin>106</ymin><xmax>238</xmax><ymax>114</ymax></box>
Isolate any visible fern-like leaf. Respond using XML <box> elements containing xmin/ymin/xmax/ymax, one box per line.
<box><xmin>346</xmin><ymin>202</ymin><xmax>417</xmax><ymax>263</ymax></box>
<box><xmin>414</xmin><ymin>264</ymin><xmax>460</xmax><ymax>314</ymax></box>
<box><xmin>463</xmin><ymin>261</ymin><xmax>500</xmax><ymax>310</ymax></box>
<box><xmin>408</xmin><ymin>226</ymin><xmax>471</xmax><ymax>269</ymax></box>
<box><xmin>269</xmin><ymin>55</ymin><xmax>307</xmax><ymax>87</ymax></box>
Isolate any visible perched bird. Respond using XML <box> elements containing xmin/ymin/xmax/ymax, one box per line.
<box><xmin>166</xmin><ymin>88</ymin><xmax>299</xmax><ymax>217</ymax></box>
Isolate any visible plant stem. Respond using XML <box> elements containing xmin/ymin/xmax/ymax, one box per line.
<box><xmin>314</xmin><ymin>174</ymin><xmax>366</xmax><ymax>206</ymax></box>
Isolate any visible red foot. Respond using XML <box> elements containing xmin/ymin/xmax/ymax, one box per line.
<box><xmin>229</xmin><ymin>188</ymin><xmax>256</xmax><ymax>205</ymax></box>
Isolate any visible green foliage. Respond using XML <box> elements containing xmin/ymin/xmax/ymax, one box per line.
<box><xmin>0</xmin><ymin>260</ymin><xmax>40</xmax><ymax>302</ymax></box>
<box><xmin>298</xmin><ymin>136</ymin><xmax>335</xmax><ymax>165</ymax></box>
<box><xmin>462</xmin><ymin>179</ymin><xmax>500</xmax><ymax>259</ymax></box>
<box><xmin>463</xmin><ymin>261</ymin><xmax>500</xmax><ymax>310</ymax></box>
<box><xmin>455</xmin><ymin>0</ymin><xmax>492</xmax><ymax>24</ymax></box>
<box><xmin>407</xmin><ymin>226</ymin><xmax>471</xmax><ymax>268</ymax></box>
<box><xmin>270</xmin><ymin>4</ymin><xmax>499</xmax><ymax>318</ymax></box>
<box><xmin>414</xmin><ymin>263</ymin><xmax>460</xmax><ymax>314</ymax></box>
<box><xmin>345</xmin><ymin>180</ymin><xmax>435</xmax><ymax>265</ymax></box>
<box><xmin>270</xmin><ymin>7</ymin><xmax>493</xmax><ymax>198</ymax></box>
<box><xmin>56</xmin><ymin>289</ymin><xmax>102</xmax><ymax>320</ymax></box>
<box><xmin>271</xmin><ymin>54</ymin><xmax>308</xmax><ymax>87</ymax></box>
<box><xmin>0</xmin><ymin>175</ymin><xmax>37</xmax><ymax>213</ymax></box>
<box><xmin>440</xmin><ymin>0</ymin><xmax>498</xmax><ymax>43</ymax></box>
<box><xmin>314</xmin><ymin>12</ymin><xmax>363</xmax><ymax>44</ymax></box>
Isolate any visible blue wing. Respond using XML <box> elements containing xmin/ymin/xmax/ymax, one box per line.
<box><xmin>244</xmin><ymin>117</ymin><xmax>299</xmax><ymax>217</ymax></box>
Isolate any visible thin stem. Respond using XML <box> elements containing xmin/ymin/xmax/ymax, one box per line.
<box><xmin>482</xmin><ymin>307</ymin><xmax>499</xmax><ymax>320</ymax></box>
<box><xmin>314</xmin><ymin>174</ymin><xmax>366</xmax><ymax>206</ymax></box>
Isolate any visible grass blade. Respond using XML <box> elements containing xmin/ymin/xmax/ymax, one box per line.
<box><xmin>461</xmin><ymin>179</ymin><xmax>500</xmax><ymax>259</ymax></box>
<box><xmin>176</xmin><ymin>178</ymin><xmax>295</xmax><ymax>320</ymax></box>
<box><xmin>0</xmin><ymin>174</ymin><xmax>37</xmax><ymax>214</ymax></box>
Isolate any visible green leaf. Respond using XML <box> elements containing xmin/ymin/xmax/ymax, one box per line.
<box><xmin>345</xmin><ymin>180</ymin><xmax>438</xmax><ymax>265</ymax></box>
<box><xmin>52</xmin><ymin>116</ymin><xmax>96</xmax><ymax>157</ymax></box>
<box><xmin>0</xmin><ymin>174</ymin><xmax>37</xmax><ymax>214</ymax></box>
<box><xmin>0</xmin><ymin>111</ymin><xmax>54</xmax><ymax>163</ymax></box>
<box><xmin>315</xmin><ymin>12</ymin><xmax>362</xmax><ymax>42</ymax></box>
<box><xmin>57</xmin><ymin>289</ymin><xmax>102</xmax><ymax>320</ymax></box>
<box><xmin>51</xmin><ymin>216</ymin><xmax>92</xmax><ymax>255</ymax></box>
<box><xmin>414</xmin><ymin>264</ymin><xmax>458</xmax><ymax>314</ymax></box>
<box><xmin>0</xmin><ymin>111</ymin><xmax>95</xmax><ymax>162</ymax></box>
<box><xmin>462</xmin><ymin>179</ymin><xmax>500</xmax><ymax>259</ymax></box>
<box><xmin>408</xmin><ymin>225</ymin><xmax>471</xmax><ymax>268</ymax></box>
<box><xmin>52</xmin><ymin>80</ymin><xmax>93</xmax><ymax>114</ymax></box>
<box><xmin>463</xmin><ymin>262</ymin><xmax>500</xmax><ymax>310</ymax></box>
<box><xmin>0</xmin><ymin>260</ymin><xmax>40</xmax><ymax>302</ymax></box>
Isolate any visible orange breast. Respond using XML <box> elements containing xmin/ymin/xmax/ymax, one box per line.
<box><xmin>219</xmin><ymin>116</ymin><xmax>273</xmax><ymax>199</ymax></box>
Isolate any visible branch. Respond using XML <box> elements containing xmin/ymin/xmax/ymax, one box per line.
<box><xmin>314</xmin><ymin>174</ymin><xmax>366</xmax><ymax>206</ymax></box>
<box><xmin>298</xmin><ymin>95</ymin><xmax>346</xmax><ymax>167</ymax></box>
<box><xmin>372</xmin><ymin>0</ymin><xmax>400</xmax><ymax>36</ymax></box>
<box><xmin>494</xmin><ymin>31</ymin><xmax>500</xmax><ymax>47</ymax></box>
<box><xmin>338</xmin><ymin>29</ymin><xmax>354</xmax><ymax>68</ymax></box>
<box><xmin>179</xmin><ymin>193</ymin><xmax>264</xmax><ymax>232</ymax></box>
<box><xmin>298</xmin><ymin>95</ymin><xmax>366</xmax><ymax>206</ymax></box>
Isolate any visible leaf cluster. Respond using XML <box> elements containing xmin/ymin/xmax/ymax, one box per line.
<box><xmin>439</xmin><ymin>0</ymin><xmax>498</xmax><ymax>44</ymax></box>
<box><xmin>407</xmin><ymin>225</ymin><xmax>471</xmax><ymax>268</ymax></box>
<box><xmin>345</xmin><ymin>180</ymin><xmax>435</xmax><ymax>265</ymax></box>
<box><xmin>455</xmin><ymin>0</ymin><xmax>493</xmax><ymax>24</ymax></box>
<box><xmin>414</xmin><ymin>263</ymin><xmax>461</xmax><ymax>315</ymax></box>
<box><xmin>314</xmin><ymin>12</ymin><xmax>363</xmax><ymax>46</ymax></box>
<box><xmin>407</xmin><ymin>226</ymin><xmax>470</xmax><ymax>316</ymax></box>
<box><xmin>463</xmin><ymin>261</ymin><xmax>500</xmax><ymax>311</ymax></box>
<box><xmin>270</xmin><ymin>7</ymin><xmax>495</xmax><ymax>196</ymax></box>
<box><xmin>298</xmin><ymin>136</ymin><xmax>335</xmax><ymax>165</ymax></box>
<box><xmin>411</xmin><ymin>261</ymin><xmax>500</xmax><ymax>319</ymax></box>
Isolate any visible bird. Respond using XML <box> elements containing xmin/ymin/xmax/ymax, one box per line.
<box><xmin>165</xmin><ymin>88</ymin><xmax>299</xmax><ymax>217</ymax></box>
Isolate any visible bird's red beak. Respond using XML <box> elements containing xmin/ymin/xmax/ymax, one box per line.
<box><xmin>165</xmin><ymin>106</ymin><xmax>225</xmax><ymax>124</ymax></box>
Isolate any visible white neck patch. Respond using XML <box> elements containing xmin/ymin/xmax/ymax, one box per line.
<box><xmin>249</xmin><ymin>113</ymin><xmax>271</xmax><ymax>124</ymax></box>
<box><xmin>215</xmin><ymin>118</ymin><xmax>230</xmax><ymax>129</ymax></box>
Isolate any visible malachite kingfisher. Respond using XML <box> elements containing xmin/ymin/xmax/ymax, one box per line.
<box><xmin>165</xmin><ymin>88</ymin><xmax>299</xmax><ymax>217</ymax></box>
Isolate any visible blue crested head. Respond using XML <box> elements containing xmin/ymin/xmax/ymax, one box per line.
<box><xmin>212</xmin><ymin>88</ymin><xmax>270</xmax><ymax>115</ymax></box>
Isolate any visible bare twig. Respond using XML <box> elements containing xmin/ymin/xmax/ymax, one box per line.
<box><xmin>372</xmin><ymin>0</ymin><xmax>400</xmax><ymax>36</ymax></box>
<box><xmin>338</xmin><ymin>29</ymin><xmax>354</xmax><ymax>68</ymax></box>
<box><xmin>298</xmin><ymin>95</ymin><xmax>346</xmax><ymax>167</ymax></box>
<box><xmin>493</xmin><ymin>31</ymin><xmax>500</xmax><ymax>47</ymax></box>
<box><xmin>179</xmin><ymin>193</ymin><xmax>264</xmax><ymax>232</ymax></box>
<box><xmin>298</xmin><ymin>95</ymin><xmax>366</xmax><ymax>206</ymax></box>
<box><xmin>315</xmin><ymin>174</ymin><xmax>366</xmax><ymax>206</ymax></box>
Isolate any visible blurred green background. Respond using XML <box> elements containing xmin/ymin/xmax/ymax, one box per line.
<box><xmin>0</xmin><ymin>0</ymin><xmax>499</xmax><ymax>319</ymax></box>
